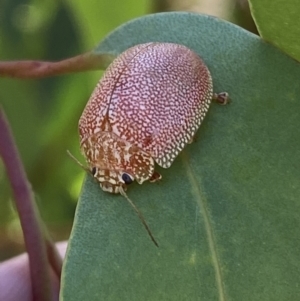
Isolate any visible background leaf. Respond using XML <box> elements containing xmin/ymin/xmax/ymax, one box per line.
<box><xmin>61</xmin><ymin>12</ymin><xmax>300</xmax><ymax>300</ymax></box>
<box><xmin>249</xmin><ymin>0</ymin><xmax>300</xmax><ymax>61</ymax></box>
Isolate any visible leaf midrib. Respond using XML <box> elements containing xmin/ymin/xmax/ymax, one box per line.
<box><xmin>182</xmin><ymin>151</ymin><xmax>226</xmax><ymax>301</ymax></box>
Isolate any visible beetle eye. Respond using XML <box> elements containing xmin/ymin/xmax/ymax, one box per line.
<box><xmin>91</xmin><ymin>167</ymin><xmax>97</xmax><ymax>176</ymax></box>
<box><xmin>122</xmin><ymin>173</ymin><xmax>134</xmax><ymax>184</ymax></box>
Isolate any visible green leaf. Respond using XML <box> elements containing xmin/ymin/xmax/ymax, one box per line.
<box><xmin>249</xmin><ymin>0</ymin><xmax>300</xmax><ymax>62</ymax></box>
<box><xmin>61</xmin><ymin>12</ymin><xmax>300</xmax><ymax>300</ymax></box>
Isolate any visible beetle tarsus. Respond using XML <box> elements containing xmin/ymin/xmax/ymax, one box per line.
<box><xmin>213</xmin><ymin>92</ymin><xmax>230</xmax><ymax>105</ymax></box>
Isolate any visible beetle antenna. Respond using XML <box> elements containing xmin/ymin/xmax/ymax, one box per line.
<box><xmin>67</xmin><ymin>150</ymin><xmax>158</xmax><ymax>246</ymax></box>
<box><xmin>119</xmin><ymin>187</ymin><xmax>159</xmax><ymax>247</ymax></box>
<box><xmin>67</xmin><ymin>150</ymin><xmax>89</xmax><ymax>173</ymax></box>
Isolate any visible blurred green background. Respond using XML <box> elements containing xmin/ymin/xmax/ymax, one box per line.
<box><xmin>0</xmin><ymin>0</ymin><xmax>255</xmax><ymax>261</ymax></box>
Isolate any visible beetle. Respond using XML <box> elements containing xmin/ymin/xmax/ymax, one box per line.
<box><xmin>71</xmin><ymin>42</ymin><xmax>229</xmax><ymax>246</ymax></box>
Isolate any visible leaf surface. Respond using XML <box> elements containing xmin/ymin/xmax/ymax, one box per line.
<box><xmin>61</xmin><ymin>12</ymin><xmax>300</xmax><ymax>301</ymax></box>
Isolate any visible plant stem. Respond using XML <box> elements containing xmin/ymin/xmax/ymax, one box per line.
<box><xmin>45</xmin><ymin>235</ymin><xmax>63</xmax><ymax>279</ymax></box>
<box><xmin>0</xmin><ymin>51</ymin><xmax>114</xmax><ymax>78</ymax></box>
<box><xmin>0</xmin><ymin>107</ymin><xmax>52</xmax><ymax>301</ymax></box>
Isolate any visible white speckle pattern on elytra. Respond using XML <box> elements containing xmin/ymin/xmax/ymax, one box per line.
<box><xmin>79</xmin><ymin>42</ymin><xmax>213</xmax><ymax>193</ymax></box>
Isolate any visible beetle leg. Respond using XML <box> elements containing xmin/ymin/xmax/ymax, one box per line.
<box><xmin>149</xmin><ymin>171</ymin><xmax>162</xmax><ymax>183</ymax></box>
<box><xmin>213</xmin><ymin>92</ymin><xmax>230</xmax><ymax>105</ymax></box>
